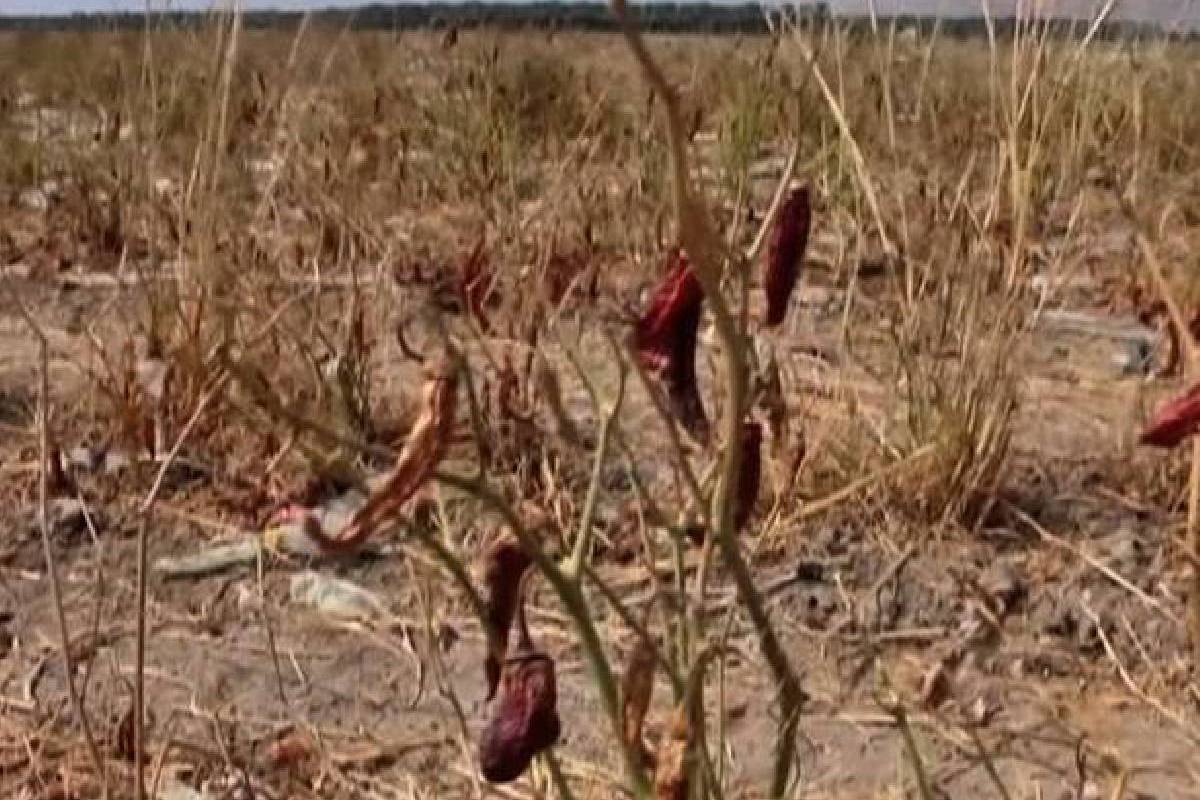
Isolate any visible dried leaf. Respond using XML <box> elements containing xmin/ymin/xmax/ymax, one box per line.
<box><xmin>918</xmin><ymin>660</ymin><xmax>951</xmax><ymax>711</ymax></box>
<box><xmin>541</xmin><ymin>244</ymin><xmax>594</xmax><ymax>307</ymax></box>
<box><xmin>47</xmin><ymin>444</ymin><xmax>76</xmax><ymax>498</ymax></box>
<box><xmin>114</xmin><ymin>701</ymin><xmax>135</xmax><ymax>762</ymax></box>
<box><xmin>1135</xmin><ymin>300</ymin><xmax>1200</xmax><ymax>377</ymax></box>
<box><xmin>764</xmin><ymin>185</ymin><xmax>811</xmax><ymax>328</ymax></box>
<box><xmin>1140</xmin><ymin>381</ymin><xmax>1200</xmax><ymax>448</ymax></box>
<box><xmin>635</xmin><ymin>248</ymin><xmax>709</xmax><ymax>442</ymax></box>
<box><xmin>290</xmin><ymin>571</ymin><xmax>388</xmax><ymax>623</ymax></box>
<box><xmin>479</xmin><ymin>598</ymin><xmax>561</xmax><ymax>784</ymax></box>
<box><xmin>267</xmin><ymin>729</ymin><xmax>317</xmax><ymax>769</ymax></box>
<box><xmin>316</xmin><ymin>358</ymin><xmax>458</xmax><ymax>552</ymax></box>
<box><xmin>780</xmin><ymin>428</ymin><xmax>808</xmax><ymax>498</ymax></box>
<box><xmin>497</xmin><ymin>354</ymin><xmax>534</xmax><ymax>425</ymax></box>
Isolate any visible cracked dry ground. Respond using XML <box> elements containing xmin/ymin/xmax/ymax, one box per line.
<box><xmin>3</xmin><ymin>252</ymin><xmax>1200</xmax><ymax>798</ymax></box>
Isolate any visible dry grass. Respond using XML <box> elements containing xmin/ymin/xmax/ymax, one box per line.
<box><xmin>2</xmin><ymin>7</ymin><xmax>1200</xmax><ymax>800</ymax></box>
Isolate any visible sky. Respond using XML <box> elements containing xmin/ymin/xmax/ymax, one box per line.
<box><xmin>5</xmin><ymin>0</ymin><xmax>1199</xmax><ymax>30</ymax></box>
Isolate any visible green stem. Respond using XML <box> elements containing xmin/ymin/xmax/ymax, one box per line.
<box><xmin>543</xmin><ymin>750</ymin><xmax>579</xmax><ymax>800</ymax></box>
<box><xmin>567</xmin><ymin>364</ymin><xmax>625</xmax><ymax>578</ymax></box>
<box><xmin>582</xmin><ymin>563</ymin><xmax>684</xmax><ymax>696</ymax></box>
<box><xmin>412</xmin><ymin>524</ymin><xmax>488</xmax><ymax>626</ymax></box>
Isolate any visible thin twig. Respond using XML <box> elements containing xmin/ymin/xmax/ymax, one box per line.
<box><xmin>134</xmin><ymin>372</ymin><xmax>229</xmax><ymax>800</ymax></box>
<box><xmin>1008</xmin><ymin>504</ymin><xmax>1181</xmax><ymax>625</ymax></box>
<box><xmin>1080</xmin><ymin>601</ymin><xmax>1200</xmax><ymax>746</ymax></box>
<box><xmin>542</xmin><ymin>750</ymin><xmax>579</xmax><ymax>800</ymax></box>
<box><xmin>875</xmin><ymin>663</ymin><xmax>936</xmax><ymax>800</ymax></box>
<box><xmin>567</xmin><ymin>355</ymin><xmax>626</xmax><ymax>578</ymax></box>
<box><xmin>3</xmin><ymin>281</ymin><xmax>109</xmax><ymax>799</ymax></box>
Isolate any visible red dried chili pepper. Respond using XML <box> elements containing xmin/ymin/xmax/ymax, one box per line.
<box><xmin>478</xmin><ymin>594</ymin><xmax>561</xmax><ymax>783</ymax></box>
<box><xmin>683</xmin><ymin>420</ymin><xmax>763</xmax><ymax>545</ymax></box>
<box><xmin>482</xmin><ymin>532</ymin><xmax>533</xmax><ymax>701</ymax></box>
<box><xmin>1141</xmin><ymin>381</ymin><xmax>1200</xmax><ymax>448</ymax></box>
<box><xmin>634</xmin><ymin>248</ymin><xmax>709</xmax><ymax>441</ymax></box>
<box><xmin>764</xmin><ymin>186</ymin><xmax>811</xmax><ymax>328</ymax></box>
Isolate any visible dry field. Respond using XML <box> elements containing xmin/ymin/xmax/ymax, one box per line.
<box><xmin>2</xmin><ymin>9</ymin><xmax>1200</xmax><ymax>800</ymax></box>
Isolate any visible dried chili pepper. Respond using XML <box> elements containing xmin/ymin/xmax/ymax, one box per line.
<box><xmin>310</xmin><ymin>358</ymin><xmax>457</xmax><ymax>553</ymax></box>
<box><xmin>1141</xmin><ymin>381</ymin><xmax>1200</xmax><ymax>448</ymax></box>
<box><xmin>635</xmin><ymin>248</ymin><xmax>709</xmax><ymax>441</ymax></box>
<box><xmin>482</xmin><ymin>532</ymin><xmax>533</xmax><ymax>701</ymax></box>
<box><xmin>733</xmin><ymin>420</ymin><xmax>763</xmax><ymax>533</ymax></box>
<box><xmin>478</xmin><ymin>592</ymin><xmax>561</xmax><ymax>783</ymax></box>
<box><xmin>683</xmin><ymin>419</ymin><xmax>762</xmax><ymax>545</ymax></box>
<box><xmin>764</xmin><ymin>186</ymin><xmax>811</xmax><ymax>328</ymax></box>
<box><xmin>620</xmin><ymin>634</ymin><xmax>657</xmax><ymax>769</ymax></box>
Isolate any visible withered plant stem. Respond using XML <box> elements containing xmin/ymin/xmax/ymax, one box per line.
<box><xmin>1191</xmin><ymin>439</ymin><xmax>1200</xmax><ymax>660</ymax></box>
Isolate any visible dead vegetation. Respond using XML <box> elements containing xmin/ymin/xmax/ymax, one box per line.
<box><xmin>1</xmin><ymin>4</ymin><xmax>1200</xmax><ymax>799</ymax></box>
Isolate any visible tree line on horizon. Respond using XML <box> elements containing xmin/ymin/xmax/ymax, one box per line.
<box><xmin>0</xmin><ymin>2</ymin><xmax>1193</xmax><ymax>39</ymax></box>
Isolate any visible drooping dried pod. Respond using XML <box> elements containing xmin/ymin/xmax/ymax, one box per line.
<box><xmin>634</xmin><ymin>248</ymin><xmax>709</xmax><ymax>442</ymax></box>
<box><xmin>653</xmin><ymin>705</ymin><xmax>689</xmax><ymax>800</ymax></box>
<box><xmin>733</xmin><ymin>421</ymin><xmax>763</xmax><ymax>533</ymax></box>
<box><xmin>315</xmin><ymin>358</ymin><xmax>458</xmax><ymax>552</ymax></box>
<box><xmin>653</xmin><ymin>645</ymin><xmax>718</xmax><ymax>800</ymax></box>
<box><xmin>764</xmin><ymin>185</ymin><xmax>811</xmax><ymax>328</ymax></box>
<box><xmin>482</xmin><ymin>532</ymin><xmax>534</xmax><ymax>700</ymax></box>
<box><xmin>683</xmin><ymin>420</ymin><xmax>763</xmax><ymax>545</ymax></box>
<box><xmin>620</xmin><ymin>634</ymin><xmax>657</xmax><ymax>769</ymax></box>
<box><xmin>479</xmin><ymin>596</ymin><xmax>561</xmax><ymax>784</ymax></box>
<box><xmin>1140</xmin><ymin>381</ymin><xmax>1200</xmax><ymax>448</ymax></box>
